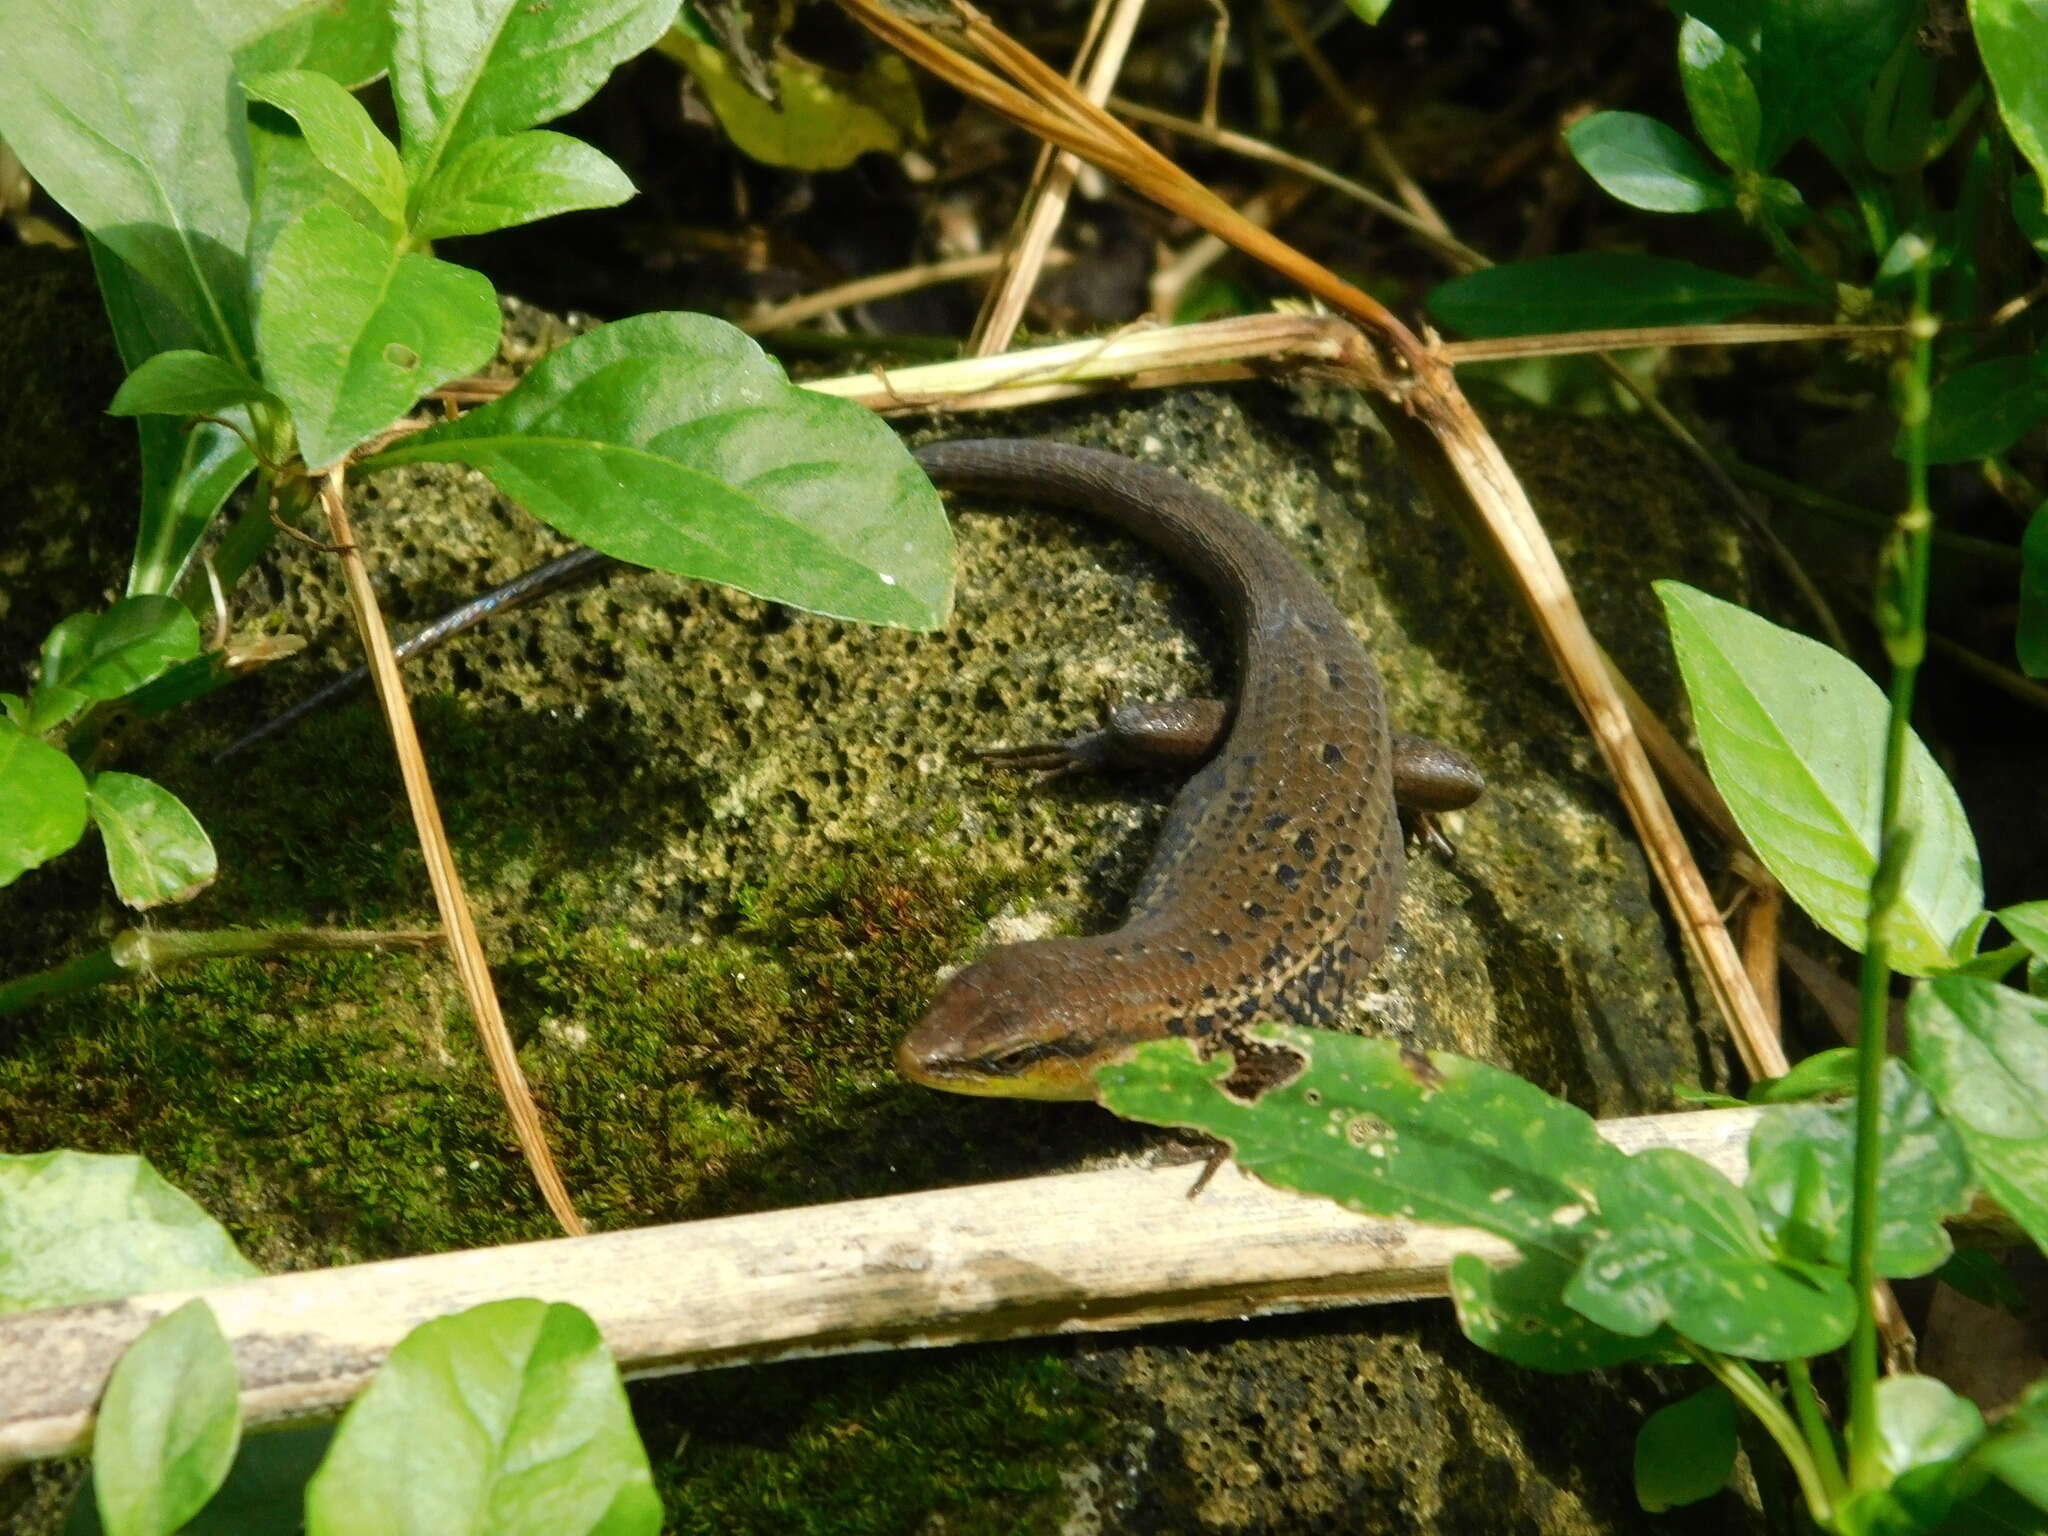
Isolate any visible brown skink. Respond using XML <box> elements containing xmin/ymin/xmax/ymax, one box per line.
<box><xmin>899</xmin><ymin>439</ymin><xmax>1482</xmax><ymax>1100</ymax></box>
<box><xmin>221</xmin><ymin>436</ymin><xmax>1481</xmax><ymax>1101</ymax></box>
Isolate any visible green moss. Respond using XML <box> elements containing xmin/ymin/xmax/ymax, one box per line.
<box><xmin>642</xmin><ymin>1349</ymin><xmax>1107</xmax><ymax>1535</ymax></box>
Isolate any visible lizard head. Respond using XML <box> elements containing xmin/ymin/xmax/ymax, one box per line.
<box><xmin>895</xmin><ymin>942</ymin><xmax>1106</xmax><ymax>1101</ymax></box>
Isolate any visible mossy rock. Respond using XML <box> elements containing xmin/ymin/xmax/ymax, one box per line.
<box><xmin>0</xmin><ymin>247</ymin><xmax>1762</xmax><ymax>1533</ymax></box>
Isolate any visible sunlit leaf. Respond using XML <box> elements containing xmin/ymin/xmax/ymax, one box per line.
<box><xmin>89</xmin><ymin>773</ymin><xmax>219</xmax><ymax>909</ymax></box>
<box><xmin>1566</xmin><ymin>112</ymin><xmax>1733</xmax><ymax>212</ymax></box>
<box><xmin>94</xmin><ymin>1302</ymin><xmax>242</xmax><ymax>1536</ymax></box>
<box><xmin>1658</xmin><ymin>582</ymin><xmax>1982</xmax><ymax>973</ymax></box>
<box><xmin>411</xmin><ymin>130</ymin><xmax>633</xmax><ymax>239</ymax></box>
<box><xmin>0</xmin><ymin>721</ymin><xmax>90</xmax><ymax>888</ymax></box>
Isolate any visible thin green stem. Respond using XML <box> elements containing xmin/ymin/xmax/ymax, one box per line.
<box><xmin>207</xmin><ymin>466</ymin><xmax>296</xmax><ymax>595</ymax></box>
<box><xmin>1689</xmin><ymin>1347</ymin><xmax>1834</xmax><ymax>1525</ymax></box>
<box><xmin>1785</xmin><ymin>1359</ymin><xmax>1848</xmax><ymax>1504</ymax></box>
<box><xmin>1847</xmin><ymin>247</ymin><xmax>1938</xmax><ymax>1490</ymax></box>
<box><xmin>0</xmin><ymin>927</ymin><xmax>443</xmax><ymax>1015</ymax></box>
<box><xmin>1751</xmin><ymin>198</ymin><xmax>1835</xmax><ymax>301</ymax></box>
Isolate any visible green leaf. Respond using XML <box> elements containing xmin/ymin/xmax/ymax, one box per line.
<box><xmin>411</xmin><ymin>129</ymin><xmax>634</xmax><ymax>239</ymax></box>
<box><xmin>304</xmin><ymin>1299</ymin><xmax>661</xmax><ymax>1536</ymax></box>
<box><xmin>391</xmin><ymin>0</ymin><xmax>674</xmax><ymax>186</ymax></box>
<box><xmin>1449</xmin><ymin>1250</ymin><xmax>1668</xmax><ymax>1371</ymax></box>
<box><xmin>1877</xmin><ymin>1375</ymin><xmax>1986</xmax><ymax>1478</ymax></box>
<box><xmin>1999</xmin><ymin>900</ymin><xmax>2048</xmax><ymax>963</ymax></box>
<box><xmin>1566</xmin><ymin>112</ymin><xmax>1734</xmax><ymax>212</ymax></box>
<box><xmin>1915</xmin><ymin>353</ymin><xmax>2048</xmax><ymax>464</ymax></box>
<box><xmin>1098</xmin><ymin>1029</ymin><xmax>1631</xmax><ymax>1260</ymax></box>
<box><xmin>244</xmin><ymin>70</ymin><xmax>407</xmax><ymax>229</ymax></box>
<box><xmin>89</xmin><ymin>773</ymin><xmax>219</xmax><ymax>909</ymax></box>
<box><xmin>0</xmin><ymin>0</ymin><xmax>253</xmax><ymax>365</ymax></box>
<box><xmin>1745</xmin><ymin>1060</ymin><xmax>1972</xmax><ymax>1277</ymax></box>
<box><xmin>87</xmin><ymin>236</ymin><xmax>258</xmax><ymax>598</ymax></box>
<box><xmin>1975</xmin><ymin>1377</ymin><xmax>2048</xmax><ymax>1512</ymax></box>
<box><xmin>1427</xmin><ymin>253</ymin><xmax>1815</xmax><ymax>338</ymax></box>
<box><xmin>227</xmin><ymin>0</ymin><xmax>393</xmax><ymax>88</ymax></box>
<box><xmin>2016</xmin><ymin>176</ymin><xmax>2048</xmax><ymax>256</ymax></box>
<box><xmin>1906</xmin><ymin>975</ymin><xmax>2048</xmax><ymax>1252</ymax></box>
<box><xmin>71</xmin><ymin>1427</ymin><xmax>334</xmax><ymax>1536</ymax></box>
<box><xmin>1970</xmin><ymin>0</ymin><xmax>2048</xmax><ymax>192</ymax></box>
<box><xmin>41</xmin><ymin>598</ymin><xmax>205</xmax><ymax>707</ymax></box>
<box><xmin>1749</xmin><ymin>1046</ymin><xmax>1858</xmax><ymax>1103</ymax></box>
<box><xmin>1343</xmin><ymin>0</ymin><xmax>1395</xmax><ymax>18</ymax></box>
<box><xmin>256</xmin><ymin>200</ymin><xmax>500</xmax><ymax>469</ymax></box>
<box><xmin>663</xmin><ymin>27</ymin><xmax>926</xmax><ymax>172</ymax></box>
<box><xmin>1678</xmin><ymin>16</ymin><xmax>1762</xmax><ymax>172</ymax></box>
<box><xmin>1635</xmin><ymin>1385</ymin><xmax>1738</xmax><ymax>1511</ymax></box>
<box><xmin>1682</xmin><ymin>0</ymin><xmax>1917</xmax><ymax>165</ymax></box>
<box><xmin>1935</xmin><ymin>1248</ymin><xmax>2025</xmax><ymax>1313</ymax></box>
<box><xmin>94</xmin><ymin>1301</ymin><xmax>243</xmax><ymax>1536</ymax></box>
<box><xmin>363</xmin><ymin>312</ymin><xmax>954</xmax><ymax>629</ymax></box>
<box><xmin>109</xmin><ymin>352</ymin><xmax>275</xmax><ymax>419</ymax></box>
<box><xmin>2019</xmin><ymin>505</ymin><xmax>2048</xmax><ymax>678</ymax></box>
<box><xmin>1564</xmin><ymin>1147</ymin><xmax>1856</xmax><ymax>1359</ymax></box>
<box><xmin>0</xmin><ymin>1151</ymin><xmax>258</xmax><ymax>1312</ymax></box>
<box><xmin>0</xmin><ymin>720</ymin><xmax>91</xmax><ymax>888</ymax></box>
<box><xmin>1657</xmin><ymin>582</ymin><xmax>1983</xmax><ymax>973</ymax></box>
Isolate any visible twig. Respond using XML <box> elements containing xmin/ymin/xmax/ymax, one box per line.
<box><xmin>316</xmin><ymin>467</ymin><xmax>586</xmax><ymax>1236</ymax></box>
<box><xmin>742</xmin><ymin>250</ymin><xmax>1072</xmax><ymax>334</ymax></box>
<box><xmin>970</xmin><ymin>0</ymin><xmax>1147</xmax><ymax>355</ymax></box>
<box><xmin>1112</xmin><ymin>97</ymin><xmax>1488</xmax><ymax>270</ymax></box>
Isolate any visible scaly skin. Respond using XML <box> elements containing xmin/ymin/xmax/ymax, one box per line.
<box><xmin>899</xmin><ymin>440</ymin><xmax>1480</xmax><ymax>1101</ymax></box>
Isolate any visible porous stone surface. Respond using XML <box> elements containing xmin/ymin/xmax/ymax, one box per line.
<box><xmin>0</xmin><ymin>254</ymin><xmax>1763</xmax><ymax>1533</ymax></box>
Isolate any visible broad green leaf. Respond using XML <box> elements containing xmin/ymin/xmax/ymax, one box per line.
<box><xmin>1916</xmin><ymin>353</ymin><xmax>2048</xmax><ymax>464</ymax></box>
<box><xmin>95</xmin><ymin>1302</ymin><xmax>243</xmax><ymax>1536</ymax></box>
<box><xmin>87</xmin><ymin>236</ymin><xmax>258</xmax><ymax>598</ymax></box>
<box><xmin>1749</xmin><ymin>1046</ymin><xmax>1858</xmax><ymax>1103</ymax></box>
<box><xmin>1635</xmin><ymin>1386</ymin><xmax>1737</xmax><ymax>1511</ymax></box>
<box><xmin>1681</xmin><ymin>0</ymin><xmax>1916</xmax><ymax>165</ymax></box>
<box><xmin>1906</xmin><ymin>975</ymin><xmax>2048</xmax><ymax>1252</ymax></box>
<box><xmin>663</xmin><ymin>26</ymin><xmax>925</xmax><ymax>171</ymax></box>
<box><xmin>257</xmin><ymin>200</ymin><xmax>500</xmax><ymax>469</ymax></box>
<box><xmin>304</xmin><ymin>1299</ymin><xmax>660</xmax><ymax>1536</ymax></box>
<box><xmin>0</xmin><ymin>1151</ymin><xmax>258</xmax><ymax>1312</ymax></box>
<box><xmin>1566</xmin><ymin>112</ymin><xmax>1733</xmax><ymax>213</ymax></box>
<box><xmin>1449</xmin><ymin>1251</ymin><xmax>1668</xmax><ymax>1371</ymax></box>
<box><xmin>1657</xmin><ymin>582</ymin><xmax>1982</xmax><ymax>973</ymax></box>
<box><xmin>2000</xmin><ymin>900</ymin><xmax>2048</xmax><ymax>962</ymax></box>
<box><xmin>1344</xmin><ymin>0</ymin><xmax>1395</xmax><ymax>18</ymax></box>
<box><xmin>1970</xmin><ymin>0</ymin><xmax>2048</xmax><ymax>191</ymax></box>
<box><xmin>1975</xmin><ymin>1378</ymin><xmax>2048</xmax><ymax>1512</ymax></box>
<box><xmin>1096</xmin><ymin>1029</ymin><xmax>1631</xmax><ymax>1262</ymax></box>
<box><xmin>0</xmin><ymin>0</ymin><xmax>253</xmax><ymax>365</ymax></box>
<box><xmin>391</xmin><ymin>0</ymin><xmax>674</xmax><ymax>186</ymax></box>
<box><xmin>70</xmin><ymin>1427</ymin><xmax>335</xmax><ymax>1536</ymax></box>
<box><xmin>244</xmin><ymin>69</ymin><xmax>407</xmax><ymax>229</ymax></box>
<box><xmin>411</xmin><ymin>130</ymin><xmax>634</xmax><ymax>239</ymax></box>
<box><xmin>0</xmin><ymin>694</ymin><xmax>24</xmax><ymax>727</ymax></box>
<box><xmin>1678</xmin><ymin>16</ymin><xmax>1761</xmax><ymax>172</ymax></box>
<box><xmin>109</xmin><ymin>352</ymin><xmax>275</xmax><ymax>419</ymax></box>
<box><xmin>89</xmin><ymin>773</ymin><xmax>219</xmax><ymax>909</ymax></box>
<box><xmin>1428</xmin><ymin>253</ymin><xmax>1815</xmax><ymax>338</ymax></box>
<box><xmin>227</xmin><ymin>0</ymin><xmax>393</xmax><ymax>87</ymax></box>
<box><xmin>363</xmin><ymin>312</ymin><xmax>954</xmax><ymax>629</ymax></box>
<box><xmin>1565</xmin><ymin>1147</ymin><xmax>1856</xmax><ymax>1359</ymax></box>
<box><xmin>2019</xmin><ymin>505</ymin><xmax>2048</xmax><ymax>677</ymax></box>
<box><xmin>0</xmin><ymin>721</ymin><xmax>90</xmax><ymax>888</ymax></box>
<box><xmin>1877</xmin><ymin>1375</ymin><xmax>1985</xmax><ymax>1478</ymax></box>
<box><xmin>40</xmin><ymin>599</ymin><xmax>204</xmax><ymax>707</ymax></box>
<box><xmin>1745</xmin><ymin>1061</ymin><xmax>1971</xmax><ymax>1277</ymax></box>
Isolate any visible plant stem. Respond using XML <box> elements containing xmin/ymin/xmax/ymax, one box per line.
<box><xmin>1785</xmin><ymin>1359</ymin><xmax>1848</xmax><ymax>1504</ymax></box>
<box><xmin>0</xmin><ymin>927</ymin><xmax>443</xmax><ymax>1014</ymax></box>
<box><xmin>1690</xmin><ymin>1347</ymin><xmax>1834</xmax><ymax>1524</ymax></box>
<box><xmin>1846</xmin><ymin>246</ymin><xmax>1938</xmax><ymax>1489</ymax></box>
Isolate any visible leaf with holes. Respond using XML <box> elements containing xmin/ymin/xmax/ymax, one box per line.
<box><xmin>256</xmin><ymin>200</ymin><xmax>499</xmax><ymax>469</ymax></box>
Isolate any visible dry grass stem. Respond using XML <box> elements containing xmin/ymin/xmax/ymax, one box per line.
<box><xmin>317</xmin><ymin>468</ymin><xmax>586</xmax><ymax>1236</ymax></box>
